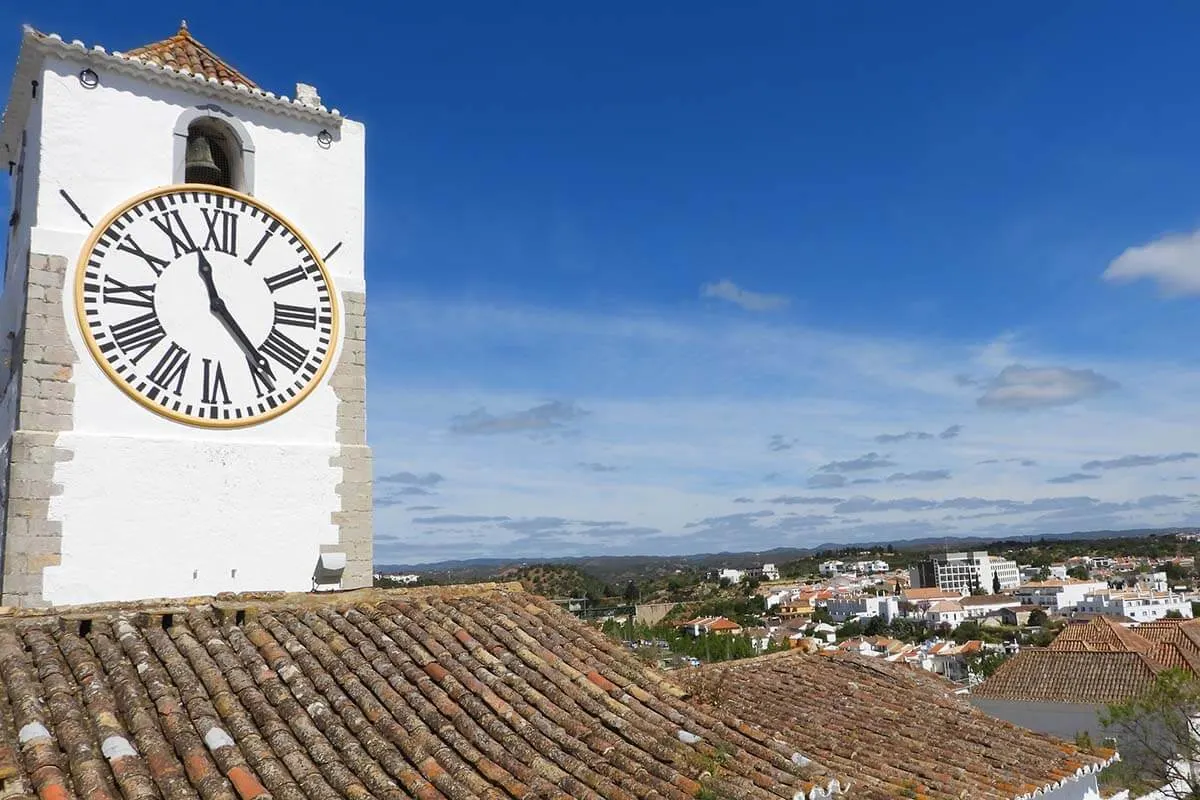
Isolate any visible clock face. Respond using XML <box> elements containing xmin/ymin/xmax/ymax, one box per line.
<box><xmin>75</xmin><ymin>185</ymin><xmax>339</xmax><ymax>427</ymax></box>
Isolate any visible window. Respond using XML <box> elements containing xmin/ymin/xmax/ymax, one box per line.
<box><xmin>173</xmin><ymin>109</ymin><xmax>256</xmax><ymax>194</ymax></box>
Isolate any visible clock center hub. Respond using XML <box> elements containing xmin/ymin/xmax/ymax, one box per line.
<box><xmin>154</xmin><ymin>251</ymin><xmax>274</xmax><ymax>363</ymax></box>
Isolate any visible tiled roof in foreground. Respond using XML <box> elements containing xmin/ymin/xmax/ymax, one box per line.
<box><xmin>689</xmin><ymin>650</ymin><xmax>1115</xmax><ymax>800</ymax></box>
<box><xmin>0</xmin><ymin>585</ymin><xmax>847</xmax><ymax>800</ymax></box>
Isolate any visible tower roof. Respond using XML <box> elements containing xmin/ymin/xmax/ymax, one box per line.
<box><xmin>125</xmin><ymin>20</ymin><xmax>257</xmax><ymax>88</ymax></box>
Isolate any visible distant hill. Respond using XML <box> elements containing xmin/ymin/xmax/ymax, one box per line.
<box><xmin>376</xmin><ymin>526</ymin><xmax>1198</xmax><ymax>585</ymax></box>
<box><xmin>500</xmin><ymin>564</ymin><xmax>609</xmax><ymax>599</ymax></box>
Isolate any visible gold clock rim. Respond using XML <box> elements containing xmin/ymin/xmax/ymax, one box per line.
<box><xmin>74</xmin><ymin>183</ymin><xmax>342</xmax><ymax>430</ymax></box>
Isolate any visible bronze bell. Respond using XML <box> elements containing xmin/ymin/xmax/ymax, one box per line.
<box><xmin>185</xmin><ymin>134</ymin><xmax>223</xmax><ymax>185</ymax></box>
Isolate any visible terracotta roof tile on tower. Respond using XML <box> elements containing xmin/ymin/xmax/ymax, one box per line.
<box><xmin>0</xmin><ymin>585</ymin><xmax>849</xmax><ymax>800</ymax></box>
<box><xmin>682</xmin><ymin>650</ymin><xmax>1114</xmax><ymax>800</ymax></box>
<box><xmin>125</xmin><ymin>21</ymin><xmax>257</xmax><ymax>88</ymax></box>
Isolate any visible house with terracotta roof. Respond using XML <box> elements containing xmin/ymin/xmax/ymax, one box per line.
<box><xmin>675</xmin><ymin>615</ymin><xmax>743</xmax><ymax>636</ymax></box>
<box><xmin>687</xmin><ymin>649</ymin><xmax>1116</xmax><ymax>799</ymax></box>
<box><xmin>925</xmin><ymin>599</ymin><xmax>967</xmax><ymax>629</ymax></box>
<box><xmin>972</xmin><ymin>615</ymin><xmax>1200</xmax><ymax>742</ymax></box>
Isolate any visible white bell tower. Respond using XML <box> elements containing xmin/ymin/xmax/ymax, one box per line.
<box><xmin>0</xmin><ymin>24</ymin><xmax>372</xmax><ymax>606</ymax></box>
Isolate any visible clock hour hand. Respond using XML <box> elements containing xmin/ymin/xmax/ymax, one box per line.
<box><xmin>197</xmin><ymin>250</ymin><xmax>275</xmax><ymax>390</ymax></box>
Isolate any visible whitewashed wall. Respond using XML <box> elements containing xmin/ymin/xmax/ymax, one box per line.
<box><xmin>7</xmin><ymin>53</ymin><xmax>365</xmax><ymax>604</ymax></box>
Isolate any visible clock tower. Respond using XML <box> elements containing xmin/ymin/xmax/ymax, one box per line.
<box><xmin>0</xmin><ymin>24</ymin><xmax>372</xmax><ymax>606</ymax></box>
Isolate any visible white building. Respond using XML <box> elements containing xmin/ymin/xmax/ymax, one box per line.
<box><xmin>849</xmin><ymin>559</ymin><xmax>889</xmax><ymax>574</ymax></box>
<box><xmin>819</xmin><ymin>560</ymin><xmax>843</xmax><ymax>577</ymax></box>
<box><xmin>760</xmin><ymin>563</ymin><xmax>780</xmax><ymax>581</ymax></box>
<box><xmin>826</xmin><ymin>594</ymin><xmax>899</xmax><ymax>624</ymax></box>
<box><xmin>959</xmin><ymin>594</ymin><xmax>1022</xmax><ymax>619</ymax></box>
<box><xmin>1015</xmin><ymin>579</ymin><xmax>1111</xmax><ymax>613</ymax></box>
<box><xmin>925</xmin><ymin>600</ymin><xmax>966</xmax><ymax>629</ymax></box>
<box><xmin>377</xmin><ymin>573</ymin><xmax>420</xmax><ymax>585</ymax></box>
<box><xmin>0</xmin><ymin>24</ymin><xmax>371</xmax><ymax>606</ymax></box>
<box><xmin>1077</xmin><ymin>590</ymin><xmax>1193</xmax><ymax>622</ymax></box>
<box><xmin>909</xmin><ymin>551</ymin><xmax>1020</xmax><ymax>594</ymax></box>
<box><xmin>716</xmin><ymin>568</ymin><xmax>745</xmax><ymax>584</ymax></box>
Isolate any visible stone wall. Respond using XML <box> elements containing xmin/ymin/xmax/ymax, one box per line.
<box><xmin>327</xmin><ymin>290</ymin><xmax>373</xmax><ymax>588</ymax></box>
<box><xmin>1</xmin><ymin>252</ymin><xmax>77</xmax><ymax>607</ymax></box>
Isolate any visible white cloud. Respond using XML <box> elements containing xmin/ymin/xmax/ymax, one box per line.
<box><xmin>700</xmin><ymin>279</ymin><xmax>790</xmax><ymax>311</ymax></box>
<box><xmin>1105</xmin><ymin>230</ymin><xmax>1200</xmax><ymax>295</ymax></box>
<box><xmin>366</xmin><ymin>293</ymin><xmax>1200</xmax><ymax>562</ymax></box>
<box><xmin>977</xmin><ymin>365</ymin><xmax>1119</xmax><ymax>410</ymax></box>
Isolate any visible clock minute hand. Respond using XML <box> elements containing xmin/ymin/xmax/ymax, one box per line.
<box><xmin>197</xmin><ymin>250</ymin><xmax>275</xmax><ymax>390</ymax></box>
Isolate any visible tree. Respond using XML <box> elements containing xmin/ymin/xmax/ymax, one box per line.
<box><xmin>1166</xmin><ymin>609</ymin><xmax>1184</xmax><ymax>619</ymax></box>
<box><xmin>623</xmin><ymin>580</ymin><xmax>638</xmax><ymax>604</ymax></box>
<box><xmin>886</xmin><ymin>543</ymin><xmax>895</xmax><ymax>555</ymax></box>
<box><xmin>1036</xmin><ymin>566</ymin><xmax>1051</xmax><ymax>581</ymax></box>
<box><xmin>1028</xmin><ymin>608</ymin><xmax>1048</xmax><ymax>628</ymax></box>
<box><xmin>992</xmin><ymin>572</ymin><xmax>1002</xmax><ymax>594</ymax></box>
<box><xmin>1101</xmin><ymin>669</ymin><xmax>1200</xmax><ymax>798</ymax></box>
<box><xmin>1067</xmin><ymin>566</ymin><xmax>1090</xmax><ymax>581</ymax></box>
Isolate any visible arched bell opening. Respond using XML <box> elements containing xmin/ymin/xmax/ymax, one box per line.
<box><xmin>172</xmin><ymin>108</ymin><xmax>256</xmax><ymax>193</ymax></box>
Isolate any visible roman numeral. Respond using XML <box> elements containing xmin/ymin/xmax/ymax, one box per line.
<box><xmin>247</xmin><ymin>355</ymin><xmax>274</xmax><ymax>397</ymax></box>
<box><xmin>151</xmin><ymin>210</ymin><xmax>197</xmax><ymax>258</ymax></box>
<box><xmin>259</xmin><ymin>327</ymin><xmax>308</xmax><ymax>373</ymax></box>
<box><xmin>116</xmin><ymin>236</ymin><xmax>170</xmax><ymax>277</ymax></box>
<box><xmin>102</xmin><ymin>275</ymin><xmax>155</xmax><ymax>308</ymax></box>
<box><xmin>109</xmin><ymin>312</ymin><xmax>165</xmax><ymax>364</ymax></box>
<box><xmin>244</xmin><ymin>228</ymin><xmax>273</xmax><ymax>266</ymax></box>
<box><xmin>146</xmin><ymin>342</ymin><xmax>190</xmax><ymax>394</ymax></box>
<box><xmin>201</xmin><ymin>358</ymin><xmax>231</xmax><ymax>404</ymax></box>
<box><xmin>263</xmin><ymin>266</ymin><xmax>307</xmax><ymax>293</ymax></box>
<box><xmin>201</xmin><ymin>209</ymin><xmax>238</xmax><ymax>255</ymax></box>
<box><xmin>273</xmin><ymin>302</ymin><xmax>317</xmax><ymax>328</ymax></box>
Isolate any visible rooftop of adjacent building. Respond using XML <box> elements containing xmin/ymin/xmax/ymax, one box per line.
<box><xmin>975</xmin><ymin>615</ymin><xmax>1200</xmax><ymax>704</ymax></box>
<box><xmin>0</xmin><ymin>581</ymin><xmax>1116</xmax><ymax>800</ymax></box>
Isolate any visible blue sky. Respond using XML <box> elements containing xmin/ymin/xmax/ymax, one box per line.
<box><xmin>9</xmin><ymin>2</ymin><xmax>1200</xmax><ymax>563</ymax></box>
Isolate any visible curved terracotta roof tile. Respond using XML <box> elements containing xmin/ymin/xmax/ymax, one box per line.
<box><xmin>0</xmin><ymin>587</ymin><xmax>848</xmax><ymax>800</ymax></box>
<box><xmin>125</xmin><ymin>22</ymin><xmax>257</xmax><ymax>88</ymax></box>
<box><xmin>685</xmin><ymin>649</ymin><xmax>1113</xmax><ymax>800</ymax></box>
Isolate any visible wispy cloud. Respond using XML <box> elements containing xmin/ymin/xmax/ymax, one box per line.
<box><xmin>450</xmin><ymin>401</ymin><xmax>587</xmax><ymax>436</ymax></box>
<box><xmin>1104</xmin><ymin>229</ymin><xmax>1200</xmax><ymax>296</ymax></box>
<box><xmin>887</xmin><ymin>469</ymin><xmax>951</xmax><ymax>482</ymax></box>
<box><xmin>767</xmin><ymin>495</ymin><xmax>844</xmax><ymax>505</ymax></box>
<box><xmin>1081</xmin><ymin>452</ymin><xmax>1198</xmax><ymax>470</ymax></box>
<box><xmin>378</xmin><ymin>471</ymin><xmax>445</xmax><ymax>487</ymax></box>
<box><xmin>768</xmin><ymin>434</ymin><xmax>797</xmax><ymax>452</ymax></box>
<box><xmin>977</xmin><ymin>365</ymin><xmax>1119</xmax><ymax>410</ymax></box>
<box><xmin>700</xmin><ymin>279</ymin><xmax>789</xmax><ymax>311</ymax></box>
<box><xmin>807</xmin><ymin>474</ymin><xmax>848</xmax><ymax>489</ymax></box>
<box><xmin>578</xmin><ymin>462</ymin><xmax>619</xmax><ymax>472</ymax></box>
<box><xmin>940</xmin><ymin>424</ymin><xmax>963</xmax><ymax>440</ymax></box>
<box><xmin>875</xmin><ymin>430</ymin><xmax>934</xmax><ymax>443</ymax></box>
<box><xmin>367</xmin><ymin>293</ymin><xmax>1200</xmax><ymax>561</ymax></box>
<box><xmin>818</xmin><ymin>452</ymin><xmax>896</xmax><ymax>472</ymax></box>
<box><xmin>1048</xmin><ymin>473</ymin><xmax>1100</xmax><ymax>484</ymax></box>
